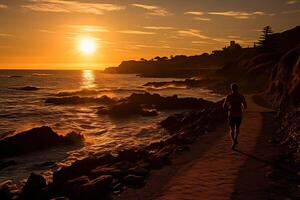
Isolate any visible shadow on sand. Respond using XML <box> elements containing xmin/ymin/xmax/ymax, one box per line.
<box><xmin>231</xmin><ymin>111</ymin><xmax>280</xmax><ymax>200</ymax></box>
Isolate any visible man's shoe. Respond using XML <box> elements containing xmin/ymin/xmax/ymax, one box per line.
<box><xmin>231</xmin><ymin>143</ymin><xmax>236</xmax><ymax>150</ymax></box>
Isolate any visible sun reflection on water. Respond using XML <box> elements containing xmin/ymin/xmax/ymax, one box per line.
<box><xmin>81</xmin><ymin>70</ymin><xmax>96</xmax><ymax>89</ymax></box>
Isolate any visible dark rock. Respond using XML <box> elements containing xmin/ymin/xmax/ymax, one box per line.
<box><xmin>8</xmin><ymin>75</ymin><xmax>23</xmax><ymax>78</ymax></box>
<box><xmin>140</xmin><ymin>109</ymin><xmax>159</xmax><ymax>117</ymax></box>
<box><xmin>98</xmin><ymin>92</ymin><xmax>213</xmax><ymax>117</ymax></box>
<box><xmin>0</xmin><ymin>160</ymin><xmax>17</xmax><ymax>170</ymax></box>
<box><xmin>118</xmin><ymin>148</ymin><xmax>148</xmax><ymax>162</ymax></box>
<box><xmin>160</xmin><ymin>114</ymin><xmax>185</xmax><ymax>133</ymax></box>
<box><xmin>63</xmin><ymin>176</ymin><xmax>89</xmax><ymax>199</ymax></box>
<box><xmin>123</xmin><ymin>175</ymin><xmax>145</xmax><ymax>188</ymax></box>
<box><xmin>37</xmin><ymin>161</ymin><xmax>55</xmax><ymax>168</ymax></box>
<box><xmin>0</xmin><ymin>180</ymin><xmax>20</xmax><ymax>200</ymax></box>
<box><xmin>0</xmin><ymin>126</ymin><xmax>84</xmax><ymax>158</ymax></box>
<box><xmin>89</xmin><ymin>167</ymin><xmax>123</xmax><ymax>179</ymax></box>
<box><xmin>143</xmin><ymin>79</ymin><xmax>202</xmax><ymax>89</ymax></box>
<box><xmin>12</xmin><ymin>86</ymin><xmax>39</xmax><ymax>91</ymax></box>
<box><xmin>64</xmin><ymin>131</ymin><xmax>84</xmax><ymax>145</ymax></box>
<box><xmin>46</xmin><ymin>95</ymin><xmax>115</xmax><ymax>105</ymax></box>
<box><xmin>127</xmin><ymin>166</ymin><xmax>149</xmax><ymax>177</ymax></box>
<box><xmin>81</xmin><ymin>175</ymin><xmax>113</xmax><ymax>199</ymax></box>
<box><xmin>21</xmin><ymin>173</ymin><xmax>47</xmax><ymax>200</ymax></box>
<box><xmin>53</xmin><ymin>154</ymin><xmax>118</xmax><ymax>183</ymax></box>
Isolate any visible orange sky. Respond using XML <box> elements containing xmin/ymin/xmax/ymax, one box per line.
<box><xmin>0</xmin><ymin>0</ymin><xmax>299</xmax><ymax>69</ymax></box>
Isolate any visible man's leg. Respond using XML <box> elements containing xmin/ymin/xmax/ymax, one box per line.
<box><xmin>235</xmin><ymin>126</ymin><xmax>239</xmax><ymax>145</ymax></box>
<box><xmin>230</xmin><ymin>126</ymin><xmax>236</xmax><ymax>149</ymax></box>
<box><xmin>234</xmin><ymin>118</ymin><xmax>242</xmax><ymax>145</ymax></box>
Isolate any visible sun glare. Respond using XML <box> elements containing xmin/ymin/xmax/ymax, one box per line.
<box><xmin>79</xmin><ymin>37</ymin><xmax>97</xmax><ymax>55</ymax></box>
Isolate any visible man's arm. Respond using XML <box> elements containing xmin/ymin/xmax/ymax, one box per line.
<box><xmin>242</xmin><ymin>96</ymin><xmax>248</xmax><ymax>109</ymax></box>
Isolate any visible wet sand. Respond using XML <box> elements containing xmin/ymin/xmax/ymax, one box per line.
<box><xmin>114</xmin><ymin>95</ymin><xmax>280</xmax><ymax>200</ymax></box>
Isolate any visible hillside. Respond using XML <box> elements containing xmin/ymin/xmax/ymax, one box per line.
<box><xmin>104</xmin><ymin>42</ymin><xmax>245</xmax><ymax>78</ymax></box>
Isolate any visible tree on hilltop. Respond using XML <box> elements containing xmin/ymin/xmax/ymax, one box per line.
<box><xmin>258</xmin><ymin>26</ymin><xmax>273</xmax><ymax>48</ymax></box>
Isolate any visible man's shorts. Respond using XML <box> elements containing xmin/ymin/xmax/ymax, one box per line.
<box><xmin>228</xmin><ymin>116</ymin><xmax>242</xmax><ymax>127</ymax></box>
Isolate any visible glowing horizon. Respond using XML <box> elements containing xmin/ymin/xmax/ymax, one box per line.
<box><xmin>0</xmin><ymin>0</ymin><xmax>299</xmax><ymax>69</ymax></box>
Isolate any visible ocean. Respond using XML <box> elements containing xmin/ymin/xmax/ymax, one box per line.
<box><xmin>0</xmin><ymin>70</ymin><xmax>223</xmax><ymax>183</ymax></box>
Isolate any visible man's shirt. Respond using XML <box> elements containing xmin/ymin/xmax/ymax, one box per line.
<box><xmin>224</xmin><ymin>93</ymin><xmax>247</xmax><ymax>117</ymax></box>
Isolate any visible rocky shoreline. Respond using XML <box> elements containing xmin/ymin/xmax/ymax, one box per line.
<box><xmin>0</xmin><ymin>100</ymin><xmax>226</xmax><ymax>200</ymax></box>
<box><xmin>46</xmin><ymin>92</ymin><xmax>215</xmax><ymax>117</ymax></box>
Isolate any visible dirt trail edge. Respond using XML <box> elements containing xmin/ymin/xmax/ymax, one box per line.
<box><xmin>114</xmin><ymin>95</ymin><xmax>279</xmax><ymax>200</ymax></box>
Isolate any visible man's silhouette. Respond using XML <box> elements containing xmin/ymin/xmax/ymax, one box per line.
<box><xmin>223</xmin><ymin>83</ymin><xmax>247</xmax><ymax>150</ymax></box>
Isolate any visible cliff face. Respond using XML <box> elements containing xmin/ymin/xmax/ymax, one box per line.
<box><xmin>217</xmin><ymin>27</ymin><xmax>300</xmax><ymax>93</ymax></box>
<box><xmin>265</xmin><ymin>46</ymin><xmax>300</xmax><ymax>164</ymax></box>
<box><xmin>267</xmin><ymin>45</ymin><xmax>300</xmax><ymax>108</ymax></box>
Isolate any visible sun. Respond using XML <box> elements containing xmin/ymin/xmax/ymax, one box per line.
<box><xmin>79</xmin><ymin>37</ymin><xmax>97</xmax><ymax>55</ymax></box>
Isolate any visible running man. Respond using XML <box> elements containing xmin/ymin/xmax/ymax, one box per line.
<box><xmin>223</xmin><ymin>83</ymin><xmax>247</xmax><ymax>150</ymax></box>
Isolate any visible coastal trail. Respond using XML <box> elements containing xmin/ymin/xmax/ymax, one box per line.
<box><xmin>115</xmin><ymin>95</ymin><xmax>279</xmax><ymax>200</ymax></box>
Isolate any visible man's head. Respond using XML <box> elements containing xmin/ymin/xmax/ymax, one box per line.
<box><xmin>231</xmin><ymin>83</ymin><xmax>239</xmax><ymax>92</ymax></box>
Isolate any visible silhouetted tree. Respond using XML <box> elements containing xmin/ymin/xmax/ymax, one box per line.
<box><xmin>258</xmin><ymin>26</ymin><xmax>273</xmax><ymax>47</ymax></box>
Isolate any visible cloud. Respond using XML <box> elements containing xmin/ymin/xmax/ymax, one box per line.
<box><xmin>0</xmin><ymin>4</ymin><xmax>7</xmax><ymax>9</ymax></box>
<box><xmin>287</xmin><ymin>0</ymin><xmax>299</xmax><ymax>4</ymax></box>
<box><xmin>132</xmin><ymin>4</ymin><xmax>171</xmax><ymax>16</ymax></box>
<box><xmin>39</xmin><ymin>29</ymin><xmax>56</xmax><ymax>34</ymax></box>
<box><xmin>193</xmin><ymin>17</ymin><xmax>211</xmax><ymax>21</ymax></box>
<box><xmin>144</xmin><ymin>26</ymin><xmax>174</xmax><ymax>30</ymax></box>
<box><xmin>117</xmin><ymin>30</ymin><xmax>156</xmax><ymax>35</ymax></box>
<box><xmin>177</xmin><ymin>29</ymin><xmax>209</xmax><ymax>39</ymax></box>
<box><xmin>207</xmin><ymin>11</ymin><xmax>266</xmax><ymax>19</ymax></box>
<box><xmin>0</xmin><ymin>33</ymin><xmax>12</xmax><ymax>37</ymax></box>
<box><xmin>135</xmin><ymin>44</ymin><xmax>170</xmax><ymax>49</ymax></box>
<box><xmin>185</xmin><ymin>11</ymin><xmax>204</xmax><ymax>16</ymax></box>
<box><xmin>192</xmin><ymin>41</ymin><xmax>215</xmax><ymax>45</ymax></box>
<box><xmin>185</xmin><ymin>11</ymin><xmax>211</xmax><ymax>21</ymax></box>
<box><xmin>22</xmin><ymin>0</ymin><xmax>125</xmax><ymax>15</ymax></box>
<box><xmin>68</xmin><ymin>25</ymin><xmax>109</xmax><ymax>33</ymax></box>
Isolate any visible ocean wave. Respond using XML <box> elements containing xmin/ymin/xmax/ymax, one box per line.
<box><xmin>56</xmin><ymin>88</ymin><xmax>146</xmax><ymax>97</ymax></box>
<box><xmin>31</xmin><ymin>73</ymin><xmax>52</xmax><ymax>76</ymax></box>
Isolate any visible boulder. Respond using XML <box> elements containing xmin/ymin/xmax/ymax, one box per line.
<box><xmin>21</xmin><ymin>173</ymin><xmax>47</xmax><ymax>200</ymax></box>
<box><xmin>81</xmin><ymin>175</ymin><xmax>113</xmax><ymax>199</ymax></box>
<box><xmin>89</xmin><ymin>167</ymin><xmax>123</xmax><ymax>179</ymax></box>
<box><xmin>53</xmin><ymin>154</ymin><xmax>118</xmax><ymax>183</ymax></box>
<box><xmin>127</xmin><ymin>166</ymin><xmax>149</xmax><ymax>177</ymax></box>
<box><xmin>0</xmin><ymin>126</ymin><xmax>84</xmax><ymax>158</ymax></box>
<box><xmin>0</xmin><ymin>180</ymin><xmax>20</xmax><ymax>200</ymax></box>
<box><xmin>63</xmin><ymin>176</ymin><xmax>89</xmax><ymax>199</ymax></box>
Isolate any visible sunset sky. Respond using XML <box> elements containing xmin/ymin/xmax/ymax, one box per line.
<box><xmin>0</xmin><ymin>0</ymin><xmax>299</xmax><ymax>69</ymax></box>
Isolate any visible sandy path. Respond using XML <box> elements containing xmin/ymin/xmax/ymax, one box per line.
<box><xmin>114</xmin><ymin>95</ymin><xmax>278</xmax><ymax>200</ymax></box>
<box><xmin>153</xmin><ymin>95</ymin><xmax>276</xmax><ymax>200</ymax></box>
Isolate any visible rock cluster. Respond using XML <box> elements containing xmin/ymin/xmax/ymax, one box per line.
<box><xmin>97</xmin><ymin>92</ymin><xmax>214</xmax><ymax>117</ymax></box>
<box><xmin>0</xmin><ymin>101</ymin><xmax>225</xmax><ymax>200</ymax></box>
